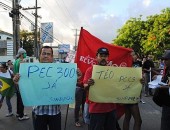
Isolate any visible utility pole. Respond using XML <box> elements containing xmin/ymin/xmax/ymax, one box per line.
<box><xmin>10</xmin><ymin>0</ymin><xmax>21</xmax><ymax>57</ymax></box>
<box><xmin>23</xmin><ymin>0</ymin><xmax>41</xmax><ymax>58</ymax></box>
<box><xmin>15</xmin><ymin>0</ymin><xmax>21</xmax><ymax>49</ymax></box>
<box><xmin>72</xmin><ymin>29</ymin><xmax>79</xmax><ymax>51</ymax></box>
<box><xmin>12</xmin><ymin>0</ymin><xmax>16</xmax><ymax>57</ymax></box>
<box><xmin>34</xmin><ymin>0</ymin><xmax>38</xmax><ymax>58</ymax></box>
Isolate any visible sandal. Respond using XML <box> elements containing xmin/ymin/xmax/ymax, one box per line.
<box><xmin>75</xmin><ymin>122</ymin><xmax>81</xmax><ymax>127</ymax></box>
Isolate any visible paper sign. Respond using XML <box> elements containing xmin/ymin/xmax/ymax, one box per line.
<box><xmin>19</xmin><ymin>63</ymin><xmax>77</xmax><ymax>106</ymax></box>
<box><xmin>89</xmin><ymin>65</ymin><xmax>142</xmax><ymax>104</ymax></box>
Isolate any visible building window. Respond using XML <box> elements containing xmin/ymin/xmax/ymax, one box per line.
<box><xmin>0</xmin><ymin>36</ymin><xmax>1</xmax><ymax>39</ymax></box>
<box><xmin>0</xmin><ymin>48</ymin><xmax>7</xmax><ymax>56</ymax></box>
<box><xmin>7</xmin><ymin>37</ymin><xmax>12</xmax><ymax>40</ymax></box>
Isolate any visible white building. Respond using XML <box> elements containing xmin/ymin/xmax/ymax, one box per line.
<box><xmin>0</xmin><ymin>30</ymin><xmax>14</xmax><ymax>62</ymax></box>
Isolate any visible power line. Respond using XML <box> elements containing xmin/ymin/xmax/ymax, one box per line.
<box><xmin>20</xmin><ymin>13</ymin><xmax>62</xmax><ymax>44</ymax></box>
<box><xmin>0</xmin><ymin>2</ymin><xmax>63</xmax><ymax>43</ymax></box>
<box><xmin>41</xmin><ymin>0</ymin><xmax>72</xmax><ymax>30</ymax></box>
<box><xmin>0</xmin><ymin>1</ymin><xmax>74</xmax><ymax>45</ymax></box>
<box><xmin>60</xmin><ymin>0</ymin><xmax>76</xmax><ymax>28</ymax></box>
<box><xmin>54</xmin><ymin>0</ymin><xmax>75</xmax><ymax>28</ymax></box>
<box><xmin>22</xmin><ymin>0</ymin><xmax>41</xmax><ymax>58</ymax></box>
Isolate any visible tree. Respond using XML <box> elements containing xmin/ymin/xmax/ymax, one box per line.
<box><xmin>20</xmin><ymin>30</ymin><xmax>34</xmax><ymax>56</ymax></box>
<box><xmin>113</xmin><ymin>8</ymin><xmax>170</xmax><ymax>58</ymax></box>
<box><xmin>113</xmin><ymin>16</ymin><xmax>145</xmax><ymax>57</ymax></box>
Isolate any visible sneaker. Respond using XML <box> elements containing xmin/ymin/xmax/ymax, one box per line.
<box><xmin>75</xmin><ymin>122</ymin><xmax>81</xmax><ymax>127</ymax></box>
<box><xmin>140</xmin><ymin>99</ymin><xmax>146</xmax><ymax>104</ymax></box>
<box><xmin>5</xmin><ymin>112</ymin><xmax>13</xmax><ymax>117</ymax></box>
<box><xmin>16</xmin><ymin>113</ymin><xmax>27</xmax><ymax>118</ymax></box>
<box><xmin>18</xmin><ymin>115</ymin><xmax>29</xmax><ymax>121</ymax></box>
<box><xmin>144</xmin><ymin>94</ymin><xmax>148</xmax><ymax>97</ymax></box>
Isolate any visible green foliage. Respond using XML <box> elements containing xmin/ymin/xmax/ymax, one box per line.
<box><xmin>20</xmin><ymin>30</ymin><xmax>34</xmax><ymax>56</ymax></box>
<box><xmin>113</xmin><ymin>8</ymin><xmax>170</xmax><ymax>58</ymax></box>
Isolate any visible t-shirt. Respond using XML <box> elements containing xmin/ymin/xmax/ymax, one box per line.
<box><xmin>0</xmin><ymin>70</ymin><xmax>13</xmax><ymax>78</ymax></box>
<box><xmin>83</xmin><ymin>66</ymin><xmax>116</xmax><ymax>113</ymax></box>
<box><xmin>13</xmin><ymin>59</ymin><xmax>21</xmax><ymax>74</ymax></box>
<box><xmin>142</xmin><ymin>60</ymin><xmax>154</xmax><ymax>73</ymax></box>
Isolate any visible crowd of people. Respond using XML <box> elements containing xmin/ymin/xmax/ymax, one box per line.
<box><xmin>0</xmin><ymin>46</ymin><xmax>169</xmax><ymax>130</ymax></box>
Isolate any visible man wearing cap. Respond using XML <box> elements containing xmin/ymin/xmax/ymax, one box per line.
<box><xmin>13</xmin><ymin>48</ymin><xmax>29</xmax><ymax>121</ymax></box>
<box><xmin>155</xmin><ymin>50</ymin><xmax>170</xmax><ymax>130</ymax></box>
<box><xmin>83</xmin><ymin>47</ymin><xmax>117</xmax><ymax>130</ymax></box>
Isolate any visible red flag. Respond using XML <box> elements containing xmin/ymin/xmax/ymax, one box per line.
<box><xmin>75</xmin><ymin>27</ymin><xmax>133</xmax><ymax>77</ymax></box>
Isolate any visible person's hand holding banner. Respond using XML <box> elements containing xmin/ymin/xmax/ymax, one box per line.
<box><xmin>19</xmin><ymin>63</ymin><xmax>77</xmax><ymax>106</ymax></box>
<box><xmin>89</xmin><ymin>65</ymin><xmax>142</xmax><ymax>104</ymax></box>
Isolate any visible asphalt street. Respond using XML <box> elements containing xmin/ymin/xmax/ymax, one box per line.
<box><xmin>0</xmin><ymin>93</ymin><xmax>162</xmax><ymax>130</ymax></box>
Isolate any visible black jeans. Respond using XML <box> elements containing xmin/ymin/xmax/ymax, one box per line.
<box><xmin>33</xmin><ymin>113</ymin><xmax>61</xmax><ymax>130</ymax></box>
<box><xmin>16</xmin><ymin>90</ymin><xmax>24</xmax><ymax>118</ymax></box>
<box><xmin>90</xmin><ymin>110</ymin><xmax>117</xmax><ymax>130</ymax></box>
<box><xmin>74</xmin><ymin>87</ymin><xmax>86</xmax><ymax>122</ymax></box>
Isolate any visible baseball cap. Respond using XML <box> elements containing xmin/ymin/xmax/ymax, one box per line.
<box><xmin>16</xmin><ymin>48</ymin><xmax>26</xmax><ymax>57</ymax></box>
<box><xmin>97</xmin><ymin>47</ymin><xmax>109</xmax><ymax>55</ymax></box>
<box><xmin>162</xmin><ymin>50</ymin><xmax>170</xmax><ymax>60</ymax></box>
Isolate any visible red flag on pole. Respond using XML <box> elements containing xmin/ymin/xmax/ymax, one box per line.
<box><xmin>75</xmin><ymin>27</ymin><xmax>133</xmax><ymax>77</ymax></box>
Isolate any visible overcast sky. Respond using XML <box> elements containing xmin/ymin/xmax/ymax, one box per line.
<box><xmin>0</xmin><ymin>0</ymin><xmax>170</xmax><ymax>47</ymax></box>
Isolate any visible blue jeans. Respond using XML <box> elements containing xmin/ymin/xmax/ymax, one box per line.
<box><xmin>6</xmin><ymin>97</ymin><xmax>12</xmax><ymax>113</ymax></box>
<box><xmin>83</xmin><ymin>103</ymin><xmax>90</xmax><ymax>124</ymax></box>
<box><xmin>0</xmin><ymin>96</ymin><xmax>12</xmax><ymax>113</ymax></box>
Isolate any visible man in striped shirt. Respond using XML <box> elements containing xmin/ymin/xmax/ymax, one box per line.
<box><xmin>13</xmin><ymin>46</ymin><xmax>61</xmax><ymax>130</ymax></box>
<box><xmin>32</xmin><ymin>46</ymin><xmax>61</xmax><ymax>130</ymax></box>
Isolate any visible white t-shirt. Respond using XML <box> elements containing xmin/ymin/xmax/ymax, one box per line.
<box><xmin>0</xmin><ymin>70</ymin><xmax>13</xmax><ymax>78</ymax></box>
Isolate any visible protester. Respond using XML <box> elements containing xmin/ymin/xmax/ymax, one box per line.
<box><xmin>155</xmin><ymin>50</ymin><xmax>170</xmax><ymax>130</ymax></box>
<box><xmin>159</xmin><ymin>59</ymin><xmax>165</xmax><ymax>75</ymax></box>
<box><xmin>7</xmin><ymin>60</ymin><xmax>13</xmax><ymax>71</ymax></box>
<box><xmin>132</xmin><ymin>52</ymin><xmax>145</xmax><ymax>104</ymax></box>
<box><xmin>0</xmin><ymin>62</ymin><xmax>15</xmax><ymax>117</ymax></box>
<box><xmin>142</xmin><ymin>55</ymin><xmax>157</xmax><ymax>96</ymax></box>
<box><xmin>14</xmin><ymin>46</ymin><xmax>75</xmax><ymax>130</ymax></box>
<box><xmin>74</xmin><ymin>69</ymin><xmax>86</xmax><ymax>127</ymax></box>
<box><xmin>13</xmin><ymin>48</ymin><xmax>29</xmax><ymax>121</ymax></box>
<box><xmin>83</xmin><ymin>47</ymin><xmax>117</xmax><ymax>130</ymax></box>
<box><xmin>123</xmin><ymin>52</ymin><xmax>143</xmax><ymax>130</ymax></box>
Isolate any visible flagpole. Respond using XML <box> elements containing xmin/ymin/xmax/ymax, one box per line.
<box><xmin>64</xmin><ymin>104</ymin><xmax>69</xmax><ymax>130</ymax></box>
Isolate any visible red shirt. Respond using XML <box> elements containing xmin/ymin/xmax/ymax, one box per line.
<box><xmin>83</xmin><ymin>66</ymin><xmax>116</xmax><ymax>113</ymax></box>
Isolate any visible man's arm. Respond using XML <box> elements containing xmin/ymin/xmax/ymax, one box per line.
<box><xmin>84</xmin><ymin>79</ymin><xmax>95</xmax><ymax>90</ymax></box>
<box><xmin>83</xmin><ymin>67</ymin><xmax>94</xmax><ymax>90</ymax></box>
